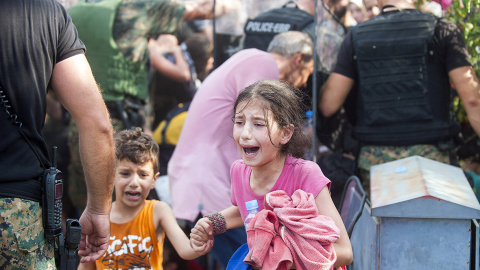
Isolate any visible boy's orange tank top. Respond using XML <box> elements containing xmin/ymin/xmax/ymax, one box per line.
<box><xmin>95</xmin><ymin>200</ymin><xmax>165</xmax><ymax>270</ymax></box>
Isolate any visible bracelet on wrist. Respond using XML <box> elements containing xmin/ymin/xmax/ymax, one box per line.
<box><xmin>205</xmin><ymin>212</ymin><xmax>226</xmax><ymax>235</ymax></box>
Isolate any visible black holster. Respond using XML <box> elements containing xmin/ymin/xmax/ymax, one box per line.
<box><xmin>106</xmin><ymin>96</ymin><xmax>144</xmax><ymax>129</ymax></box>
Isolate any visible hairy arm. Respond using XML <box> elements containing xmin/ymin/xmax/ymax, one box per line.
<box><xmin>50</xmin><ymin>54</ymin><xmax>115</xmax><ymax>263</ymax></box>
<box><xmin>449</xmin><ymin>66</ymin><xmax>480</xmax><ymax>137</ymax></box>
<box><xmin>319</xmin><ymin>72</ymin><xmax>355</xmax><ymax>118</ymax></box>
<box><xmin>316</xmin><ymin>187</ymin><xmax>353</xmax><ymax>267</ymax></box>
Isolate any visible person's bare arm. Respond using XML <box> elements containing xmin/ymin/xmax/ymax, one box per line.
<box><xmin>220</xmin><ymin>205</ymin><xmax>244</xmax><ymax>229</ymax></box>
<box><xmin>148</xmin><ymin>35</ymin><xmax>190</xmax><ymax>83</ymax></box>
<box><xmin>183</xmin><ymin>0</ymin><xmax>213</xmax><ymax>20</ymax></box>
<box><xmin>449</xmin><ymin>66</ymin><xmax>480</xmax><ymax>136</ymax></box>
<box><xmin>319</xmin><ymin>72</ymin><xmax>355</xmax><ymax>118</ymax></box>
<box><xmin>156</xmin><ymin>201</ymin><xmax>213</xmax><ymax>260</ymax></box>
<box><xmin>50</xmin><ymin>54</ymin><xmax>115</xmax><ymax>263</ymax></box>
<box><xmin>316</xmin><ymin>187</ymin><xmax>353</xmax><ymax>267</ymax></box>
<box><xmin>190</xmin><ymin>205</ymin><xmax>243</xmax><ymax>247</ymax></box>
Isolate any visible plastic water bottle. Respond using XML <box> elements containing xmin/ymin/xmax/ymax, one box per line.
<box><xmin>244</xmin><ymin>200</ymin><xmax>259</xmax><ymax>228</ymax></box>
<box><xmin>305</xmin><ymin>110</ymin><xmax>314</xmax><ymax>129</ymax></box>
<box><xmin>304</xmin><ymin>110</ymin><xmax>314</xmax><ymax>160</ymax></box>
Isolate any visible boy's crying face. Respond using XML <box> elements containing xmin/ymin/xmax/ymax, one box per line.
<box><xmin>114</xmin><ymin>158</ymin><xmax>159</xmax><ymax>208</ymax></box>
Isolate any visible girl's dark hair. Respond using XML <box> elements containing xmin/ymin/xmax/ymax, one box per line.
<box><xmin>233</xmin><ymin>79</ymin><xmax>311</xmax><ymax>158</ymax></box>
<box><xmin>114</xmin><ymin>127</ymin><xmax>160</xmax><ymax>174</ymax></box>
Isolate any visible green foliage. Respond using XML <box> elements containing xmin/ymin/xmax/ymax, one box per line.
<box><xmin>445</xmin><ymin>0</ymin><xmax>480</xmax><ymax>77</ymax></box>
<box><xmin>414</xmin><ymin>0</ymin><xmax>480</xmax><ymax>76</ymax></box>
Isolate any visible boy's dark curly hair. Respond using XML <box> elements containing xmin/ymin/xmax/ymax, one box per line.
<box><xmin>114</xmin><ymin>127</ymin><xmax>160</xmax><ymax>174</ymax></box>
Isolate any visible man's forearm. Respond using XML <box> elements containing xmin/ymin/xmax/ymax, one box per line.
<box><xmin>463</xmin><ymin>98</ymin><xmax>480</xmax><ymax>137</ymax></box>
<box><xmin>319</xmin><ymin>72</ymin><xmax>354</xmax><ymax>118</ymax></box>
<box><xmin>449</xmin><ymin>66</ymin><xmax>480</xmax><ymax>137</ymax></box>
<box><xmin>50</xmin><ymin>54</ymin><xmax>115</xmax><ymax>215</ymax></box>
<box><xmin>79</xmin><ymin>117</ymin><xmax>115</xmax><ymax>214</ymax></box>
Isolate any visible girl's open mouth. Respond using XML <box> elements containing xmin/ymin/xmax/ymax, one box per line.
<box><xmin>244</xmin><ymin>147</ymin><xmax>259</xmax><ymax>156</ymax></box>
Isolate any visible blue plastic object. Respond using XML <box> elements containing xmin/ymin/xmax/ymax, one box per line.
<box><xmin>226</xmin><ymin>243</ymin><xmax>252</xmax><ymax>270</ymax></box>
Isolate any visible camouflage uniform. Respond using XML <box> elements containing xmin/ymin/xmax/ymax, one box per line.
<box><xmin>357</xmin><ymin>145</ymin><xmax>451</xmax><ymax>197</ymax></box>
<box><xmin>67</xmin><ymin>0</ymin><xmax>184</xmax><ymax>214</ymax></box>
<box><xmin>113</xmin><ymin>0</ymin><xmax>185</xmax><ymax>63</ymax></box>
<box><xmin>0</xmin><ymin>198</ymin><xmax>55</xmax><ymax>270</ymax></box>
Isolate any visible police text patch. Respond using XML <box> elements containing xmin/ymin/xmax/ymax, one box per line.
<box><xmin>244</xmin><ymin>21</ymin><xmax>291</xmax><ymax>34</ymax></box>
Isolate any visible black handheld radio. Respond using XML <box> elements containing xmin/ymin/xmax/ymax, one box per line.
<box><xmin>42</xmin><ymin>146</ymin><xmax>63</xmax><ymax>238</ymax></box>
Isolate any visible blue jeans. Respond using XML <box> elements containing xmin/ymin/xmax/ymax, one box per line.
<box><xmin>226</xmin><ymin>243</ymin><xmax>252</xmax><ymax>270</ymax></box>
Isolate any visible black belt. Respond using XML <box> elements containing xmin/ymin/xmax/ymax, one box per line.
<box><xmin>0</xmin><ymin>178</ymin><xmax>42</xmax><ymax>202</ymax></box>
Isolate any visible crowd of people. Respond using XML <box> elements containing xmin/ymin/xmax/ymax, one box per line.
<box><xmin>1</xmin><ymin>0</ymin><xmax>479</xmax><ymax>269</ymax></box>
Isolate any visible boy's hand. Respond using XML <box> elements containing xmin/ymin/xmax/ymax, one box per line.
<box><xmin>189</xmin><ymin>218</ymin><xmax>214</xmax><ymax>253</ymax></box>
<box><xmin>189</xmin><ymin>237</ymin><xmax>214</xmax><ymax>255</ymax></box>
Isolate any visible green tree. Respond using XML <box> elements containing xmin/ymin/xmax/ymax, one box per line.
<box><xmin>446</xmin><ymin>0</ymin><xmax>480</xmax><ymax>77</ymax></box>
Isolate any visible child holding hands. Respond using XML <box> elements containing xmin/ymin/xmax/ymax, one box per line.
<box><xmin>78</xmin><ymin>128</ymin><xmax>212</xmax><ymax>270</ymax></box>
<box><xmin>190</xmin><ymin>79</ymin><xmax>353</xmax><ymax>268</ymax></box>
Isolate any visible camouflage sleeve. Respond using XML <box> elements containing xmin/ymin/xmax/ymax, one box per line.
<box><xmin>148</xmin><ymin>0</ymin><xmax>185</xmax><ymax>35</ymax></box>
<box><xmin>114</xmin><ymin>0</ymin><xmax>185</xmax><ymax>61</ymax></box>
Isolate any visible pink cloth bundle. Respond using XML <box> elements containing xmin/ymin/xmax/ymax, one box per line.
<box><xmin>244</xmin><ymin>209</ymin><xmax>294</xmax><ymax>270</ymax></box>
<box><xmin>244</xmin><ymin>189</ymin><xmax>340</xmax><ymax>270</ymax></box>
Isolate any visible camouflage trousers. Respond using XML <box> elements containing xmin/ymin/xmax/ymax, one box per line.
<box><xmin>357</xmin><ymin>144</ymin><xmax>451</xmax><ymax>198</ymax></box>
<box><xmin>67</xmin><ymin>118</ymin><xmax>124</xmax><ymax>214</ymax></box>
<box><xmin>0</xmin><ymin>198</ymin><xmax>55</xmax><ymax>270</ymax></box>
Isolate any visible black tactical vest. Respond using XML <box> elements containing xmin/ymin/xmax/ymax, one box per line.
<box><xmin>243</xmin><ymin>4</ymin><xmax>314</xmax><ymax>51</ymax></box>
<box><xmin>351</xmin><ymin>9</ymin><xmax>459</xmax><ymax>145</ymax></box>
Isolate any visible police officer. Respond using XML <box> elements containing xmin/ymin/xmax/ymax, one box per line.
<box><xmin>319</xmin><ymin>0</ymin><xmax>480</xmax><ymax>192</ymax></box>
<box><xmin>243</xmin><ymin>0</ymin><xmax>316</xmax><ymax>52</ymax></box>
<box><xmin>0</xmin><ymin>0</ymin><xmax>115</xmax><ymax>268</ymax></box>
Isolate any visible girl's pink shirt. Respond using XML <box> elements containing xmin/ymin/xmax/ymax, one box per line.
<box><xmin>230</xmin><ymin>154</ymin><xmax>331</xmax><ymax>221</ymax></box>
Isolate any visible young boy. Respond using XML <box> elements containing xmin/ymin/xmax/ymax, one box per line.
<box><xmin>78</xmin><ymin>128</ymin><xmax>212</xmax><ymax>269</ymax></box>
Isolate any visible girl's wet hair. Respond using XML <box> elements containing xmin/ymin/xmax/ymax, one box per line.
<box><xmin>233</xmin><ymin>79</ymin><xmax>311</xmax><ymax>158</ymax></box>
<box><xmin>114</xmin><ymin>127</ymin><xmax>160</xmax><ymax>174</ymax></box>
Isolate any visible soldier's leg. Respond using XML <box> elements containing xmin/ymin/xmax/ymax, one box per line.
<box><xmin>0</xmin><ymin>198</ymin><xmax>56</xmax><ymax>270</ymax></box>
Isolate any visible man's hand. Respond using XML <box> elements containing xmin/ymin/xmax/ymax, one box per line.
<box><xmin>77</xmin><ymin>209</ymin><xmax>111</xmax><ymax>263</ymax></box>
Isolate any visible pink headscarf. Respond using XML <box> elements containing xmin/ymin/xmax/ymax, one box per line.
<box><xmin>432</xmin><ymin>0</ymin><xmax>452</xmax><ymax>10</ymax></box>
